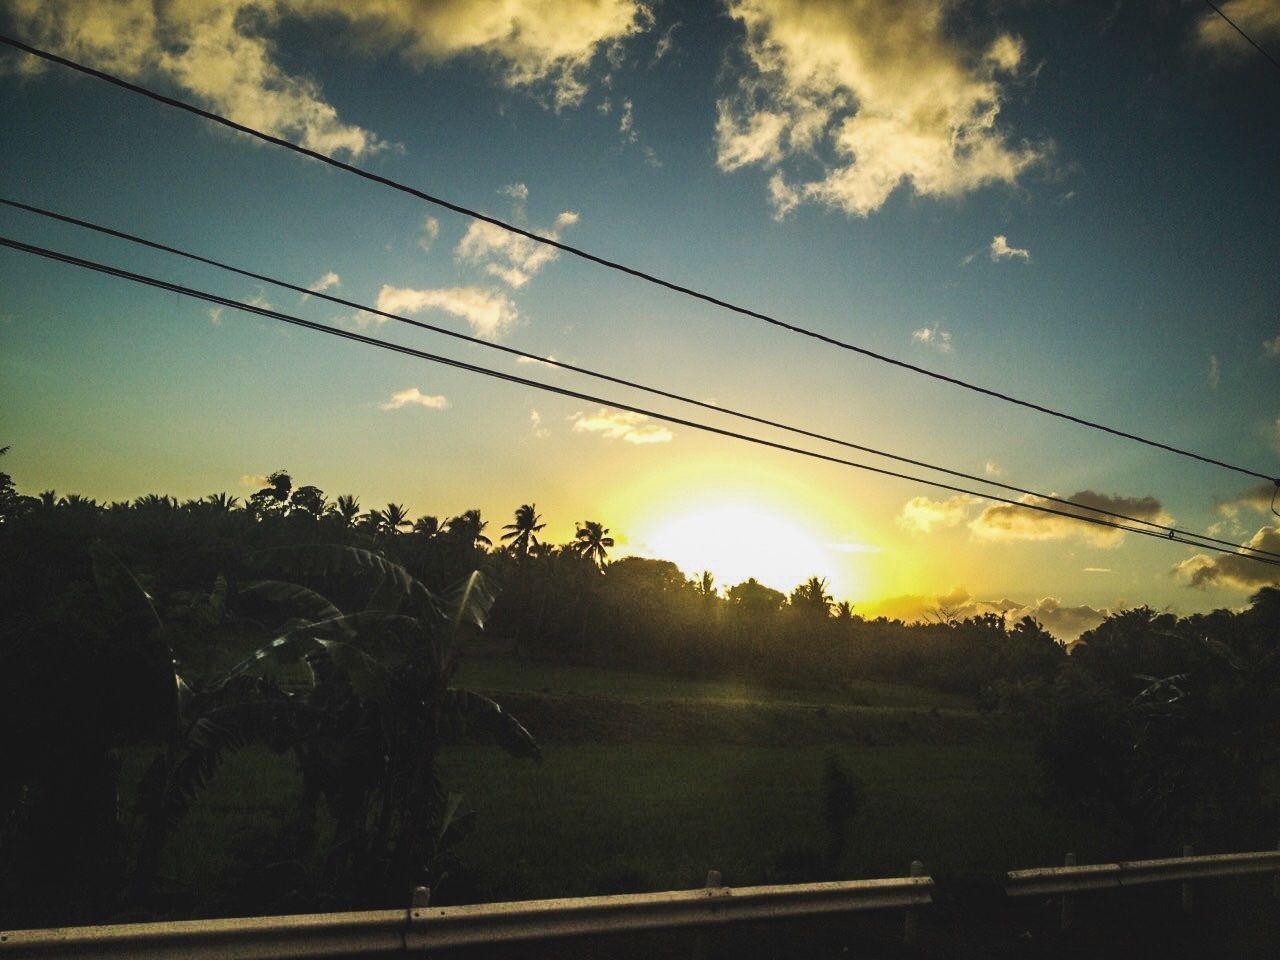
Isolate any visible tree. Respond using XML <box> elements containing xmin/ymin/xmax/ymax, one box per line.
<box><xmin>248</xmin><ymin>471</ymin><xmax>292</xmax><ymax>516</ymax></box>
<box><xmin>289</xmin><ymin>484</ymin><xmax>327</xmax><ymax>520</ymax></box>
<box><xmin>501</xmin><ymin>503</ymin><xmax>545</xmax><ymax>559</ymax></box>
<box><xmin>790</xmin><ymin>576</ymin><xmax>833</xmax><ymax>619</ymax></box>
<box><xmin>328</xmin><ymin>494</ymin><xmax>361</xmax><ymax>529</ymax></box>
<box><xmin>573</xmin><ymin>520</ymin><xmax>614</xmax><ymax>568</ymax></box>
<box><xmin>447</xmin><ymin>509</ymin><xmax>491</xmax><ymax>548</ymax></box>
<box><xmin>695</xmin><ymin>571</ymin><xmax>717</xmax><ymax>598</ymax></box>
<box><xmin>412</xmin><ymin>515</ymin><xmax>440</xmax><ymax>537</ymax></box>
<box><xmin>379</xmin><ymin>503</ymin><xmax>411</xmax><ymax>537</ymax></box>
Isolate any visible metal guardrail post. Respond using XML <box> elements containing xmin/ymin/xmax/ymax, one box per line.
<box><xmin>903</xmin><ymin>860</ymin><xmax>924</xmax><ymax>946</ymax></box>
<box><xmin>1274</xmin><ymin>841</ymin><xmax>1280</xmax><ymax>901</ymax></box>
<box><xmin>692</xmin><ymin>870</ymin><xmax>724</xmax><ymax>960</ymax></box>
<box><xmin>1061</xmin><ymin>853</ymin><xmax>1076</xmax><ymax>931</ymax></box>
<box><xmin>1181</xmin><ymin>845</ymin><xmax>1194</xmax><ymax>914</ymax></box>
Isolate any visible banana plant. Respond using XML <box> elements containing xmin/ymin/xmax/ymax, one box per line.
<box><xmin>234</xmin><ymin>544</ymin><xmax>540</xmax><ymax>902</ymax></box>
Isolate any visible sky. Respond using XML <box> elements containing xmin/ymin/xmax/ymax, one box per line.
<box><xmin>1</xmin><ymin>0</ymin><xmax>1278</xmax><ymax>638</ymax></box>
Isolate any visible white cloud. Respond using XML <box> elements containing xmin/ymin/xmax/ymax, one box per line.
<box><xmin>1176</xmin><ymin>526</ymin><xmax>1280</xmax><ymax>591</ymax></box>
<box><xmin>571</xmin><ymin>408</ymin><xmax>673</xmax><ymax>444</ymax></box>
<box><xmin>715</xmin><ymin>0</ymin><xmax>1044</xmax><ymax>217</ymax></box>
<box><xmin>1083</xmin><ymin>567</ymin><xmax>1112</xmax><ymax>573</ymax></box>
<box><xmin>911</xmin><ymin>325</ymin><xmax>953</xmax><ymax>352</ymax></box>
<box><xmin>379</xmin><ymin>387</ymin><xmax>450</xmax><ymax>411</ymax></box>
<box><xmin>238</xmin><ymin>473</ymin><xmax>268</xmax><ymax>489</ymax></box>
<box><xmin>516</xmin><ymin>354</ymin><xmax>559</xmax><ymax>366</ymax></box>
<box><xmin>897</xmin><ymin>494</ymin><xmax>980</xmax><ymax>533</ymax></box>
<box><xmin>990</xmin><ymin>235</ymin><xmax>1031</xmax><ymax>262</ymax></box>
<box><xmin>1208</xmin><ymin>354</ymin><xmax>1220</xmax><ymax>391</ymax></box>
<box><xmin>376</xmin><ymin>284</ymin><xmax>518</xmax><ymax>339</ymax></box>
<box><xmin>863</xmin><ymin>587</ymin><xmax>1109</xmax><ymax>640</ymax></box>
<box><xmin>208</xmin><ymin>307</ymin><xmax>225</xmax><ymax>325</ymax></box>
<box><xmin>1195</xmin><ymin>1</ymin><xmax>1280</xmax><ymax>59</ymax></box>
<box><xmin>307</xmin><ymin>271</ymin><xmax>341</xmax><ymax>294</ymax></box>
<box><xmin>653</xmin><ymin>21</ymin><xmax>680</xmax><ymax>62</ymax></box>
<box><xmin>984</xmin><ymin>461</ymin><xmax>1005</xmax><ymax>478</ymax></box>
<box><xmin>10</xmin><ymin>0</ymin><xmax>646</xmax><ymax>161</ymax></box>
<box><xmin>971</xmin><ymin>490</ymin><xmax>1170</xmax><ymax>547</ymax></box>
<box><xmin>619</xmin><ymin>97</ymin><xmax>636</xmax><ymax>141</ymax></box>
<box><xmin>455</xmin><ymin>204</ymin><xmax>579</xmax><ymax>288</ymax></box>
<box><xmin>1213</xmin><ymin>482</ymin><xmax>1277</xmax><ymax>519</ymax></box>
<box><xmin>530</xmin><ymin>408</ymin><xmax>549</xmax><ymax>438</ymax></box>
<box><xmin>418</xmin><ymin>216</ymin><xmax>441</xmax><ymax>252</ymax></box>
<box><xmin>501</xmin><ymin>182</ymin><xmax>530</xmax><ymax>202</ymax></box>
<box><xmin>1264</xmin><ymin>335</ymin><xmax>1280</xmax><ymax>357</ymax></box>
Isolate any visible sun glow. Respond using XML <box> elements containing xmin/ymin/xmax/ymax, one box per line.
<box><xmin>641</xmin><ymin>503</ymin><xmax>843</xmax><ymax>597</ymax></box>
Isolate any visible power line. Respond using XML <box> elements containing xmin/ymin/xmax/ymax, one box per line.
<box><xmin>2</xmin><ymin>233</ymin><xmax>1276</xmax><ymax>570</ymax></box>
<box><xmin>5</xmin><ymin>195</ymin><xmax>1278</xmax><ymax>562</ymax></box>
<box><xmin>1</xmin><ymin>34</ymin><xmax>1275</xmax><ymax>487</ymax></box>
<box><xmin>1203</xmin><ymin>0</ymin><xmax>1280</xmax><ymax>74</ymax></box>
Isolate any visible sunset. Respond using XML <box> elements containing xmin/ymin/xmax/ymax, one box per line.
<box><xmin>1</xmin><ymin>0</ymin><xmax>1279</xmax><ymax>956</ymax></box>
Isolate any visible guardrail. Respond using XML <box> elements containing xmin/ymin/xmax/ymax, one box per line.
<box><xmin>0</xmin><ymin>869</ymin><xmax>935</xmax><ymax>958</ymax></box>
<box><xmin>1006</xmin><ymin>845</ymin><xmax>1280</xmax><ymax>930</ymax></box>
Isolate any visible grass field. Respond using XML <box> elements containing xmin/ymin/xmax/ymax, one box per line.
<box><xmin>455</xmin><ymin>656</ymin><xmax>972</xmax><ymax>710</ymax></box>
<box><xmin>140</xmin><ymin>656</ymin><xmax>1128</xmax><ymax>916</ymax></box>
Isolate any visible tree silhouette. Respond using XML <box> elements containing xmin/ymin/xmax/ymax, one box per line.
<box><xmin>380</xmin><ymin>503</ymin><xmax>411</xmax><ymax>537</ymax></box>
<box><xmin>573</xmin><ymin>520</ymin><xmax>614</xmax><ymax>568</ymax></box>
<box><xmin>412</xmin><ymin>514</ymin><xmax>440</xmax><ymax>537</ymax></box>
<box><xmin>501</xmin><ymin>503</ymin><xmax>545</xmax><ymax>558</ymax></box>
<box><xmin>248</xmin><ymin>470</ymin><xmax>291</xmax><ymax>516</ymax></box>
<box><xmin>289</xmin><ymin>484</ymin><xmax>327</xmax><ymax>520</ymax></box>
<box><xmin>447</xmin><ymin>509</ymin><xmax>491</xmax><ymax>548</ymax></box>
<box><xmin>791</xmin><ymin>576</ymin><xmax>834</xmax><ymax>619</ymax></box>
<box><xmin>328</xmin><ymin>494</ymin><xmax>361</xmax><ymax>529</ymax></box>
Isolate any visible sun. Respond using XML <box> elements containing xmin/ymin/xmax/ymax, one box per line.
<box><xmin>641</xmin><ymin>503</ymin><xmax>837</xmax><ymax>597</ymax></box>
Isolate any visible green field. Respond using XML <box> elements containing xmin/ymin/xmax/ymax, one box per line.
<box><xmin>143</xmin><ymin>656</ymin><xmax>1126</xmax><ymax>915</ymax></box>
<box><xmin>455</xmin><ymin>656</ymin><xmax>972</xmax><ymax>710</ymax></box>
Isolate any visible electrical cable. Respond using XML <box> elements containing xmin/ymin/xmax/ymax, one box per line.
<box><xmin>4</xmin><ymin>195</ymin><xmax>1278</xmax><ymax>561</ymax></box>
<box><xmin>1</xmin><ymin>34</ymin><xmax>1275</xmax><ymax>486</ymax></box>
<box><xmin>2</xmin><ymin>232</ymin><xmax>1276</xmax><ymax>569</ymax></box>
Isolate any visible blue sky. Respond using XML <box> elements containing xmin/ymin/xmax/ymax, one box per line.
<box><xmin>1</xmin><ymin>0</ymin><xmax>1278</xmax><ymax>637</ymax></box>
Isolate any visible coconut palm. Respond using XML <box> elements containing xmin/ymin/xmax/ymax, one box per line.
<box><xmin>328</xmin><ymin>494</ymin><xmax>361</xmax><ymax>529</ymax></box>
<box><xmin>204</xmin><ymin>492</ymin><xmax>241</xmax><ymax>512</ymax></box>
<box><xmin>447</xmin><ymin>509</ymin><xmax>491</xmax><ymax>548</ymax></box>
<box><xmin>380</xmin><ymin>503</ymin><xmax>411</xmax><ymax>536</ymax></box>
<box><xmin>412</xmin><ymin>514</ymin><xmax>440</xmax><ymax>537</ymax></box>
<box><xmin>501</xmin><ymin>503</ymin><xmax>545</xmax><ymax>558</ymax></box>
<box><xmin>791</xmin><ymin>576</ymin><xmax>834</xmax><ymax>619</ymax></box>
<box><xmin>573</xmin><ymin>520</ymin><xmax>614</xmax><ymax>568</ymax></box>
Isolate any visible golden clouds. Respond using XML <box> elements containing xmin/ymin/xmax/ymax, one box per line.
<box><xmin>716</xmin><ymin>0</ymin><xmax>1044</xmax><ymax>217</ymax></box>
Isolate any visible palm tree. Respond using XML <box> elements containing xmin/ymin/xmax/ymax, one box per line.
<box><xmin>791</xmin><ymin>576</ymin><xmax>833</xmax><ymax>619</ymax></box>
<box><xmin>501</xmin><ymin>503</ymin><xmax>545</xmax><ymax>558</ymax></box>
<box><xmin>834</xmin><ymin>600</ymin><xmax>854</xmax><ymax>622</ymax></box>
<box><xmin>447</xmin><ymin>509</ymin><xmax>491</xmax><ymax>548</ymax></box>
<box><xmin>328</xmin><ymin>494</ymin><xmax>361</xmax><ymax>529</ymax></box>
<box><xmin>412</xmin><ymin>515</ymin><xmax>440</xmax><ymax>537</ymax></box>
<box><xmin>204</xmin><ymin>492</ymin><xmax>240</xmax><ymax>512</ymax></box>
<box><xmin>381</xmin><ymin>503</ymin><xmax>411</xmax><ymax>536</ymax></box>
<box><xmin>573</xmin><ymin>520</ymin><xmax>614</xmax><ymax>568</ymax></box>
<box><xmin>695</xmin><ymin>571</ymin><xmax>717</xmax><ymax>597</ymax></box>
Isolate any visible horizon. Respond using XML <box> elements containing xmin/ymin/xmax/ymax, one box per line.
<box><xmin>2</xmin><ymin>0</ymin><xmax>1278</xmax><ymax>642</ymax></box>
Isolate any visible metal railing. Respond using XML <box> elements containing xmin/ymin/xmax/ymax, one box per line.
<box><xmin>0</xmin><ymin>870</ymin><xmax>935</xmax><ymax>958</ymax></box>
<box><xmin>1006</xmin><ymin>845</ymin><xmax>1280</xmax><ymax>930</ymax></box>
<box><xmin>6</xmin><ymin>847</ymin><xmax>1276</xmax><ymax>956</ymax></box>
